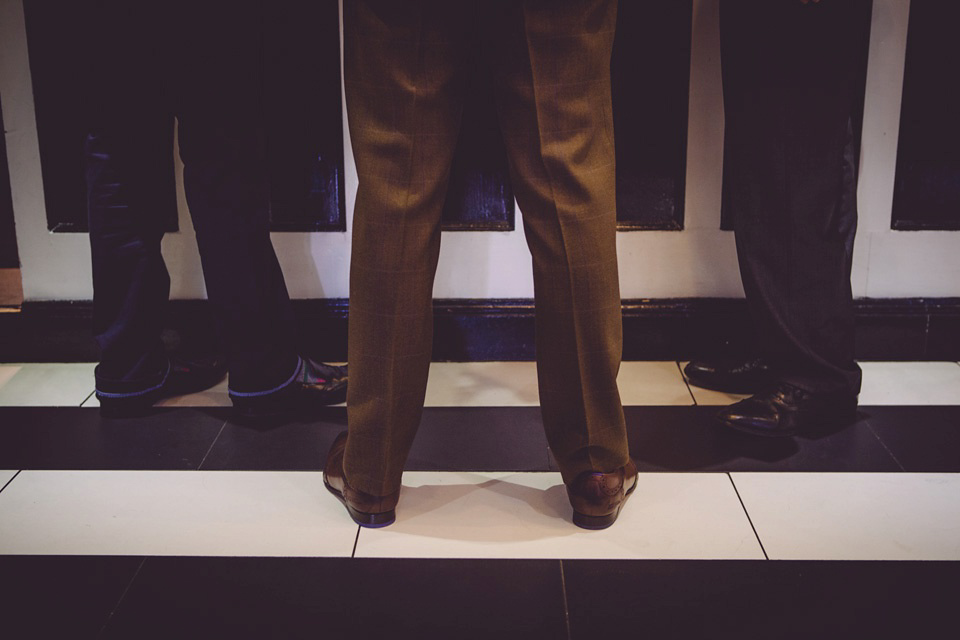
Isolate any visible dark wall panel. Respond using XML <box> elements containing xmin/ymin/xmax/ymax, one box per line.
<box><xmin>719</xmin><ymin>1</ymin><xmax>872</xmax><ymax>231</ymax></box>
<box><xmin>1</xmin><ymin>103</ymin><xmax>19</xmax><ymax>267</ymax></box>
<box><xmin>441</xmin><ymin>60</ymin><xmax>514</xmax><ymax>232</ymax></box>
<box><xmin>264</xmin><ymin>0</ymin><xmax>345</xmax><ymax>231</ymax></box>
<box><xmin>891</xmin><ymin>3</ymin><xmax>960</xmax><ymax>230</ymax></box>
<box><xmin>612</xmin><ymin>1</ymin><xmax>692</xmax><ymax>231</ymax></box>
<box><xmin>22</xmin><ymin>0</ymin><xmax>344</xmax><ymax>233</ymax></box>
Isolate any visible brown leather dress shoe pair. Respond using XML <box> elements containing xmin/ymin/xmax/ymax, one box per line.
<box><xmin>324</xmin><ymin>430</ymin><xmax>638</xmax><ymax>530</ymax></box>
<box><xmin>323</xmin><ymin>432</ymin><xmax>399</xmax><ymax>528</ymax></box>
<box><xmin>566</xmin><ymin>460</ymin><xmax>638</xmax><ymax>530</ymax></box>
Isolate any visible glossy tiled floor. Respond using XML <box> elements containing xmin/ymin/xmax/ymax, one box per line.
<box><xmin>0</xmin><ymin>360</ymin><xmax>959</xmax><ymax>638</ymax></box>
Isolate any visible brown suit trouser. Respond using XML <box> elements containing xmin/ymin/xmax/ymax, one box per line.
<box><xmin>343</xmin><ymin>0</ymin><xmax>629</xmax><ymax>497</ymax></box>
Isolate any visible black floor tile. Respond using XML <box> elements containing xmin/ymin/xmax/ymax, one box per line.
<box><xmin>0</xmin><ymin>555</ymin><xmax>144</xmax><ymax>639</ymax></box>
<box><xmin>201</xmin><ymin>407</ymin><xmax>552</xmax><ymax>472</ymax></box>
<box><xmin>625</xmin><ymin>406</ymin><xmax>903</xmax><ymax>472</ymax></box>
<box><xmin>564</xmin><ymin>560</ymin><xmax>960</xmax><ymax>640</ymax></box>
<box><xmin>0</xmin><ymin>407</ymin><xmax>227</xmax><ymax>469</ymax></box>
<box><xmin>862</xmin><ymin>406</ymin><xmax>960</xmax><ymax>471</ymax></box>
<box><xmin>406</xmin><ymin>407</ymin><xmax>552</xmax><ymax>471</ymax></box>
<box><xmin>200</xmin><ymin>407</ymin><xmax>347</xmax><ymax>471</ymax></box>
<box><xmin>102</xmin><ymin>557</ymin><xmax>567</xmax><ymax>640</ymax></box>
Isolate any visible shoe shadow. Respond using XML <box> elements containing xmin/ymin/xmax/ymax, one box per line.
<box><xmin>387</xmin><ymin>474</ymin><xmax>576</xmax><ymax>543</ymax></box>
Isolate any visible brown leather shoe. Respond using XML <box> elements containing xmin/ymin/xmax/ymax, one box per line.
<box><xmin>323</xmin><ymin>431</ymin><xmax>399</xmax><ymax>528</ymax></box>
<box><xmin>566</xmin><ymin>460</ymin><xmax>638</xmax><ymax>530</ymax></box>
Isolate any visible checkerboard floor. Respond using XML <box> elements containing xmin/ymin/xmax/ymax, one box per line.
<box><xmin>1</xmin><ymin>361</ymin><xmax>958</xmax><ymax>638</ymax></box>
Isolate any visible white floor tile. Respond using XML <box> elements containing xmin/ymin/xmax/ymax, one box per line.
<box><xmin>424</xmin><ymin>362</ymin><xmax>540</xmax><ymax>406</ymax></box>
<box><xmin>0</xmin><ymin>363</ymin><xmax>96</xmax><ymax>407</ymax></box>
<box><xmin>423</xmin><ymin>361</ymin><xmax>694</xmax><ymax>407</ymax></box>
<box><xmin>617</xmin><ymin>361</ymin><xmax>695</xmax><ymax>405</ymax></box>
<box><xmin>679</xmin><ymin>361</ymin><xmax>750</xmax><ymax>406</ymax></box>
<box><xmin>732</xmin><ymin>472</ymin><xmax>960</xmax><ymax>560</ymax></box>
<box><xmin>0</xmin><ymin>471</ymin><xmax>358</xmax><ymax>557</ymax></box>
<box><xmin>0</xmin><ymin>470</ymin><xmax>18</xmax><ymax>488</ymax></box>
<box><xmin>354</xmin><ymin>471</ymin><xmax>763</xmax><ymax>560</ymax></box>
<box><xmin>858</xmin><ymin>362</ymin><xmax>960</xmax><ymax>405</ymax></box>
<box><xmin>0</xmin><ymin>365</ymin><xmax>21</xmax><ymax>392</ymax></box>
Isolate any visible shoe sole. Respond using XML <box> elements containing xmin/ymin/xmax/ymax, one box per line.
<box><xmin>572</xmin><ymin>477</ymin><xmax>638</xmax><ymax>531</ymax></box>
<box><xmin>323</xmin><ymin>479</ymin><xmax>396</xmax><ymax>528</ymax></box>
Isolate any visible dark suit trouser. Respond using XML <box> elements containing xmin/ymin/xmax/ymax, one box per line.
<box><xmin>86</xmin><ymin>1</ymin><xmax>300</xmax><ymax>394</ymax></box>
<box><xmin>343</xmin><ymin>0</ymin><xmax>629</xmax><ymax>496</ymax></box>
<box><xmin>720</xmin><ymin>0</ymin><xmax>871</xmax><ymax>394</ymax></box>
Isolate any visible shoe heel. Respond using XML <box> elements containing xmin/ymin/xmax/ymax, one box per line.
<box><xmin>572</xmin><ymin>510</ymin><xmax>618</xmax><ymax>531</ymax></box>
<box><xmin>346</xmin><ymin>505</ymin><xmax>396</xmax><ymax>528</ymax></box>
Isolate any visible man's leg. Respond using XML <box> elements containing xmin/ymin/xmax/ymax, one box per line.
<box><xmin>717</xmin><ymin>0</ymin><xmax>870</xmax><ymax>435</ymax></box>
<box><xmin>85</xmin><ymin>3</ymin><xmax>210</xmax><ymax>411</ymax></box>
<box><xmin>173</xmin><ymin>1</ymin><xmax>306</xmax><ymax>403</ymax></box>
<box><xmin>338</xmin><ymin>0</ymin><xmax>470</xmax><ymax>500</ymax></box>
<box><xmin>484</xmin><ymin>0</ymin><xmax>632</xmax><ymax>527</ymax></box>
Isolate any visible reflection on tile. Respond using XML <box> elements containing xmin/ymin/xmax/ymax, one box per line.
<box><xmin>618</xmin><ymin>361</ymin><xmax>695</xmax><ymax>405</ymax></box>
<box><xmin>732</xmin><ymin>472</ymin><xmax>960</xmax><ymax>560</ymax></box>
<box><xmin>424</xmin><ymin>362</ymin><xmax>540</xmax><ymax>406</ymax></box>
<box><xmin>858</xmin><ymin>361</ymin><xmax>960</xmax><ymax>405</ymax></box>
<box><xmin>407</xmin><ymin>408</ymin><xmax>551</xmax><ymax>472</ymax></box>
<box><xmin>0</xmin><ymin>470</ymin><xmax>17</xmax><ymax>488</ymax></box>
<box><xmin>679</xmin><ymin>361</ymin><xmax>750</xmax><ymax>405</ymax></box>
<box><xmin>0</xmin><ymin>363</ymin><xmax>96</xmax><ymax>406</ymax></box>
<box><xmin>354</xmin><ymin>472</ymin><xmax>762</xmax><ymax>560</ymax></box>
<box><xmin>202</xmin><ymin>409</ymin><xmax>345</xmax><ymax>472</ymax></box>
<box><xmin>0</xmin><ymin>470</ymin><xmax>357</xmax><ymax>556</ymax></box>
<box><xmin>627</xmin><ymin>406</ymin><xmax>901</xmax><ymax>473</ymax></box>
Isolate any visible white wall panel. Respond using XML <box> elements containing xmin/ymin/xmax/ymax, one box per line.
<box><xmin>3</xmin><ymin>0</ymin><xmax>958</xmax><ymax>302</ymax></box>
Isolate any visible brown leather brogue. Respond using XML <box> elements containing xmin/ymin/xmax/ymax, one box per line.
<box><xmin>566</xmin><ymin>460</ymin><xmax>638</xmax><ymax>530</ymax></box>
<box><xmin>323</xmin><ymin>431</ymin><xmax>399</xmax><ymax>528</ymax></box>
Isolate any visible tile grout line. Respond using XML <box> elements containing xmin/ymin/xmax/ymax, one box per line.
<box><xmin>726</xmin><ymin>472</ymin><xmax>769</xmax><ymax>560</ymax></box>
<box><xmin>674</xmin><ymin>361</ymin><xmax>698</xmax><ymax>406</ymax></box>
<box><xmin>196</xmin><ymin>421</ymin><xmax>229</xmax><ymax>470</ymax></box>
<box><xmin>559</xmin><ymin>559</ymin><xmax>573</xmax><ymax>640</ymax></box>
<box><xmin>80</xmin><ymin>389</ymin><xmax>96</xmax><ymax>407</ymax></box>
<box><xmin>96</xmin><ymin>556</ymin><xmax>147</xmax><ymax>639</ymax></box>
<box><xmin>0</xmin><ymin>469</ymin><xmax>22</xmax><ymax>494</ymax></box>
<box><xmin>862</xmin><ymin>417</ymin><xmax>907</xmax><ymax>472</ymax></box>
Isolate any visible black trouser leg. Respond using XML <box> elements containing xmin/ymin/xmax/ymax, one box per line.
<box><xmin>87</xmin><ymin>122</ymin><xmax>173</xmax><ymax>387</ymax></box>
<box><xmin>720</xmin><ymin>0</ymin><xmax>871</xmax><ymax>394</ymax></box>
<box><xmin>175</xmin><ymin>1</ymin><xmax>300</xmax><ymax>394</ymax></box>
<box><xmin>85</xmin><ymin>1</ymin><xmax>176</xmax><ymax>388</ymax></box>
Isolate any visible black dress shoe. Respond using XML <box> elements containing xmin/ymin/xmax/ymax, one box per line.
<box><xmin>566</xmin><ymin>460</ymin><xmax>638</xmax><ymax>530</ymax></box>
<box><xmin>684</xmin><ymin>358</ymin><xmax>771</xmax><ymax>394</ymax></box>
<box><xmin>230</xmin><ymin>358</ymin><xmax>348</xmax><ymax>420</ymax></box>
<box><xmin>96</xmin><ymin>355</ymin><xmax>227</xmax><ymax>418</ymax></box>
<box><xmin>323</xmin><ymin>432</ymin><xmax>399</xmax><ymax>528</ymax></box>
<box><xmin>717</xmin><ymin>382</ymin><xmax>858</xmax><ymax>437</ymax></box>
